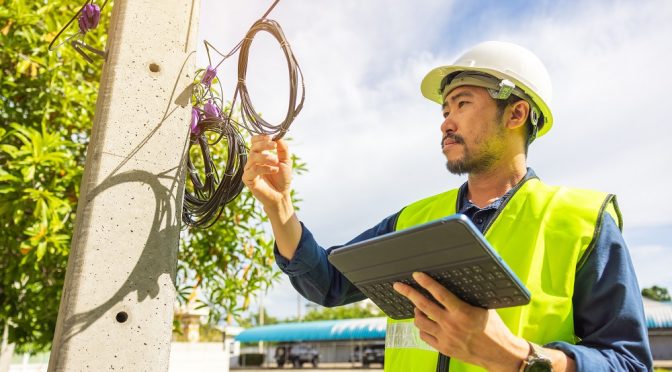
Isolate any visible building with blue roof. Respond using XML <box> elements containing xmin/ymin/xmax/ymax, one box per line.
<box><xmin>644</xmin><ymin>298</ymin><xmax>672</xmax><ymax>360</ymax></box>
<box><xmin>235</xmin><ymin>317</ymin><xmax>386</xmax><ymax>365</ymax></box>
<box><xmin>235</xmin><ymin>299</ymin><xmax>672</xmax><ymax>364</ymax></box>
<box><xmin>236</xmin><ymin>317</ymin><xmax>386</xmax><ymax>343</ymax></box>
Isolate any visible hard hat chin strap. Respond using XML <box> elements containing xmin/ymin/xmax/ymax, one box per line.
<box><xmin>528</xmin><ymin>114</ymin><xmax>540</xmax><ymax>145</ymax></box>
<box><xmin>529</xmin><ymin>106</ymin><xmax>540</xmax><ymax>130</ymax></box>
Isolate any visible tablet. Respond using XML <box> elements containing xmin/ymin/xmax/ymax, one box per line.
<box><xmin>327</xmin><ymin>214</ymin><xmax>530</xmax><ymax>319</ymax></box>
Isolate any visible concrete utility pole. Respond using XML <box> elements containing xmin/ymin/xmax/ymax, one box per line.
<box><xmin>48</xmin><ymin>0</ymin><xmax>200</xmax><ymax>370</ymax></box>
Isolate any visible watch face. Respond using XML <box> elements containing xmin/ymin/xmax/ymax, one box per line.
<box><xmin>526</xmin><ymin>360</ymin><xmax>553</xmax><ymax>372</ymax></box>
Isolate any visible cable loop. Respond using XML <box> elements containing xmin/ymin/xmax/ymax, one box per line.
<box><xmin>235</xmin><ymin>18</ymin><xmax>305</xmax><ymax>140</ymax></box>
<box><xmin>183</xmin><ymin>116</ymin><xmax>248</xmax><ymax>228</ymax></box>
<box><xmin>183</xmin><ymin>0</ymin><xmax>304</xmax><ymax>227</ymax></box>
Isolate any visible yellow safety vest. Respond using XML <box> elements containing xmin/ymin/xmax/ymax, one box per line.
<box><xmin>384</xmin><ymin>177</ymin><xmax>621</xmax><ymax>372</ymax></box>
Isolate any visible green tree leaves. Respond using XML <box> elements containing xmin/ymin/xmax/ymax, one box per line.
<box><xmin>0</xmin><ymin>0</ymin><xmax>92</xmax><ymax>350</ymax></box>
<box><xmin>642</xmin><ymin>285</ymin><xmax>671</xmax><ymax>302</ymax></box>
<box><xmin>299</xmin><ymin>303</ymin><xmax>383</xmax><ymax>322</ymax></box>
<box><xmin>2</xmin><ymin>0</ymin><xmax>300</xmax><ymax>353</ymax></box>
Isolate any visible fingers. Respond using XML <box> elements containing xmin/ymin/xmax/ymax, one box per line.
<box><xmin>250</xmin><ymin>135</ymin><xmax>278</xmax><ymax>153</ymax></box>
<box><xmin>249</xmin><ymin>149</ymin><xmax>279</xmax><ymax>166</ymax></box>
<box><xmin>248</xmin><ymin>135</ymin><xmax>290</xmax><ymax>166</ymax></box>
<box><xmin>414</xmin><ymin>308</ymin><xmax>440</xmax><ymax>335</ymax></box>
<box><xmin>247</xmin><ymin>135</ymin><xmax>279</xmax><ymax>168</ymax></box>
<box><xmin>243</xmin><ymin>136</ymin><xmax>275</xmax><ymax>185</ymax></box>
<box><xmin>244</xmin><ymin>164</ymin><xmax>280</xmax><ymax>178</ymax></box>
<box><xmin>418</xmin><ymin>330</ymin><xmax>439</xmax><ymax>348</ymax></box>
<box><xmin>412</xmin><ymin>272</ymin><xmax>465</xmax><ymax>312</ymax></box>
<box><xmin>394</xmin><ymin>271</ymin><xmax>469</xmax><ymax>322</ymax></box>
<box><xmin>276</xmin><ymin>138</ymin><xmax>291</xmax><ymax>164</ymax></box>
<box><xmin>243</xmin><ymin>156</ymin><xmax>279</xmax><ymax>181</ymax></box>
<box><xmin>242</xmin><ymin>165</ymin><xmax>278</xmax><ymax>189</ymax></box>
<box><xmin>393</xmin><ymin>281</ymin><xmax>445</xmax><ymax>322</ymax></box>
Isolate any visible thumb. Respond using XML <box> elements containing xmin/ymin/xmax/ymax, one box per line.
<box><xmin>276</xmin><ymin>139</ymin><xmax>292</xmax><ymax>164</ymax></box>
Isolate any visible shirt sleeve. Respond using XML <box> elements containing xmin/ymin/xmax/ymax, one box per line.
<box><xmin>274</xmin><ymin>212</ymin><xmax>400</xmax><ymax>307</ymax></box>
<box><xmin>545</xmin><ymin>213</ymin><xmax>653</xmax><ymax>371</ymax></box>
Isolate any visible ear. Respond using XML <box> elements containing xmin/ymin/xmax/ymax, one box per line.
<box><xmin>505</xmin><ymin>100</ymin><xmax>529</xmax><ymax>130</ymax></box>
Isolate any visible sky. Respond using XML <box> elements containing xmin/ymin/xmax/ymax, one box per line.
<box><xmin>198</xmin><ymin>0</ymin><xmax>672</xmax><ymax>320</ymax></box>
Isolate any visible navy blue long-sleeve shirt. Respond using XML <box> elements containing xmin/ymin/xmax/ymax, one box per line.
<box><xmin>274</xmin><ymin>170</ymin><xmax>653</xmax><ymax>371</ymax></box>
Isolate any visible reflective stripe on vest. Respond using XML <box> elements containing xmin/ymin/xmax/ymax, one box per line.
<box><xmin>383</xmin><ymin>177</ymin><xmax>621</xmax><ymax>372</ymax></box>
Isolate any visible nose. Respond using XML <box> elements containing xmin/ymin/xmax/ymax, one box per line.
<box><xmin>441</xmin><ymin>115</ymin><xmax>456</xmax><ymax>136</ymax></box>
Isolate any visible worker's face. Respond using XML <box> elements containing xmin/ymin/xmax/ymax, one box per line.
<box><xmin>440</xmin><ymin>86</ymin><xmax>507</xmax><ymax>175</ymax></box>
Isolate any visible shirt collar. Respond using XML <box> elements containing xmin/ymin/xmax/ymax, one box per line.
<box><xmin>457</xmin><ymin>168</ymin><xmax>538</xmax><ymax>212</ymax></box>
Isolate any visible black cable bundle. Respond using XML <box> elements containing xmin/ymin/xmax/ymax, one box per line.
<box><xmin>183</xmin><ymin>116</ymin><xmax>248</xmax><ymax>228</ymax></box>
<box><xmin>182</xmin><ymin>0</ymin><xmax>304</xmax><ymax>228</ymax></box>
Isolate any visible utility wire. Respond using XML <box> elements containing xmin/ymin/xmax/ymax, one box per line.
<box><xmin>183</xmin><ymin>0</ymin><xmax>304</xmax><ymax>227</ymax></box>
<box><xmin>183</xmin><ymin>116</ymin><xmax>247</xmax><ymax>228</ymax></box>
<box><xmin>235</xmin><ymin>18</ymin><xmax>305</xmax><ymax>140</ymax></box>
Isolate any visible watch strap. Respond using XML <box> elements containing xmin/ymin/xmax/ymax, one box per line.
<box><xmin>519</xmin><ymin>341</ymin><xmax>553</xmax><ymax>372</ymax></box>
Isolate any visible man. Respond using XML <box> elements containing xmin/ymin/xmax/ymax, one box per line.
<box><xmin>242</xmin><ymin>41</ymin><xmax>652</xmax><ymax>371</ymax></box>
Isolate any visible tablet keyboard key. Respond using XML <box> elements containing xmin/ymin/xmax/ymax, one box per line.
<box><xmin>494</xmin><ymin>279</ymin><xmax>513</xmax><ymax>288</ymax></box>
<box><xmin>497</xmin><ymin>287</ymin><xmax>522</xmax><ymax>297</ymax></box>
<box><xmin>356</xmin><ymin>258</ymin><xmax>529</xmax><ymax>318</ymax></box>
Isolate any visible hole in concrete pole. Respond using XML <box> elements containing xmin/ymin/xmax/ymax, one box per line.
<box><xmin>116</xmin><ymin>311</ymin><xmax>129</xmax><ymax>323</ymax></box>
<box><xmin>149</xmin><ymin>63</ymin><xmax>160</xmax><ymax>73</ymax></box>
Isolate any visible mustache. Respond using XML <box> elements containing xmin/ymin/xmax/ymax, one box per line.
<box><xmin>441</xmin><ymin>133</ymin><xmax>465</xmax><ymax>146</ymax></box>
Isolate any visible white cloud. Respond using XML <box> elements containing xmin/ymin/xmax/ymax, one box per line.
<box><xmin>199</xmin><ymin>0</ymin><xmax>672</xmax><ymax>318</ymax></box>
<box><xmin>498</xmin><ymin>0</ymin><xmax>672</xmax><ymax>227</ymax></box>
<box><xmin>629</xmin><ymin>244</ymin><xmax>672</xmax><ymax>290</ymax></box>
<box><xmin>259</xmin><ymin>276</ymin><xmax>300</xmax><ymax>321</ymax></box>
<box><xmin>199</xmin><ymin>0</ymin><xmax>457</xmax><ymax>246</ymax></box>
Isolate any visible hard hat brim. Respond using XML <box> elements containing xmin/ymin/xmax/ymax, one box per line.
<box><xmin>420</xmin><ymin>65</ymin><xmax>553</xmax><ymax>138</ymax></box>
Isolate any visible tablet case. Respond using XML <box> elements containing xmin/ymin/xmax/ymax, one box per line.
<box><xmin>327</xmin><ymin>214</ymin><xmax>531</xmax><ymax>319</ymax></box>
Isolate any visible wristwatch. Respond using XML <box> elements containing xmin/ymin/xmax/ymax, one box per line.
<box><xmin>519</xmin><ymin>341</ymin><xmax>553</xmax><ymax>372</ymax></box>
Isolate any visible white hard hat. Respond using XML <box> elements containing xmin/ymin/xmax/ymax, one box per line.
<box><xmin>421</xmin><ymin>41</ymin><xmax>553</xmax><ymax>139</ymax></box>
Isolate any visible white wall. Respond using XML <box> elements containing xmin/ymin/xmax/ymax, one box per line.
<box><xmin>168</xmin><ymin>343</ymin><xmax>230</xmax><ymax>372</ymax></box>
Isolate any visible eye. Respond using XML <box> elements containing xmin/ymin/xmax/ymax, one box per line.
<box><xmin>443</xmin><ymin>111</ymin><xmax>450</xmax><ymax>119</ymax></box>
<box><xmin>458</xmin><ymin>101</ymin><xmax>468</xmax><ymax>109</ymax></box>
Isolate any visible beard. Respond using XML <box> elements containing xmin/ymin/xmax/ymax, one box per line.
<box><xmin>446</xmin><ymin>148</ymin><xmax>501</xmax><ymax>175</ymax></box>
<box><xmin>443</xmin><ymin>119</ymin><xmax>507</xmax><ymax>176</ymax></box>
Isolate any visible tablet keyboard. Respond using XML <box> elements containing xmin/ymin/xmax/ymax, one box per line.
<box><xmin>358</xmin><ymin>261</ymin><xmax>528</xmax><ymax>319</ymax></box>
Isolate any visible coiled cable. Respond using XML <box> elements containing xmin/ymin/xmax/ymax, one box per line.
<box><xmin>183</xmin><ymin>115</ymin><xmax>248</xmax><ymax>228</ymax></box>
<box><xmin>183</xmin><ymin>0</ymin><xmax>304</xmax><ymax>228</ymax></box>
<box><xmin>235</xmin><ymin>18</ymin><xmax>305</xmax><ymax>140</ymax></box>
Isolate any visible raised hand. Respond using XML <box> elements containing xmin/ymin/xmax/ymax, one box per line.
<box><xmin>242</xmin><ymin>135</ymin><xmax>302</xmax><ymax>260</ymax></box>
<box><xmin>243</xmin><ymin>135</ymin><xmax>293</xmax><ymax>208</ymax></box>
